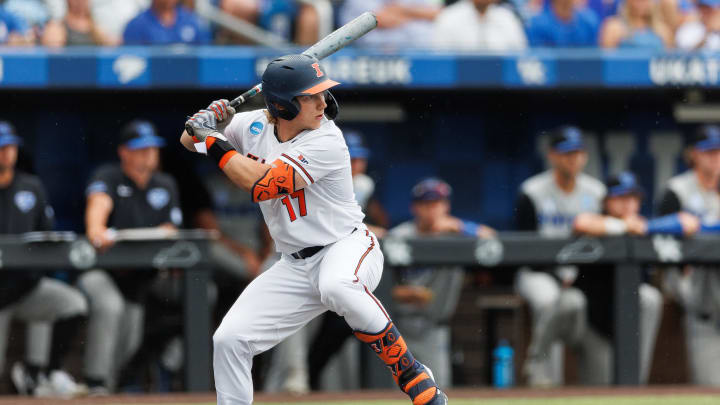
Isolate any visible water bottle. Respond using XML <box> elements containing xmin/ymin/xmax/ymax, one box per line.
<box><xmin>492</xmin><ymin>339</ymin><xmax>514</xmax><ymax>389</ymax></box>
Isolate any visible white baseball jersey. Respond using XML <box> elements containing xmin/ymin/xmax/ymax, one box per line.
<box><xmin>224</xmin><ymin>109</ymin><xmax>365</xmax><ymax>254</ymax></box>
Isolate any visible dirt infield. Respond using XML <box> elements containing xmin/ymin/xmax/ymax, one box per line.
<box><xmin>1</xmin><ymin>386</ymin><xmax>719</xmax><ymax>405</ymax></box>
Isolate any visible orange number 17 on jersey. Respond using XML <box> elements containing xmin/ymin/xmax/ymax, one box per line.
<box><xmin>281</xmin><ymin>189</ymin><xmax>307</xmax><ymax>222</ymax></box>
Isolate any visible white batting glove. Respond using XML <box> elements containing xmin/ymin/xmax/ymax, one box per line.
<box><xmin>206</xmin><ymin>99</ymin><xmax>236</xmax><ymax>134</ymax></box>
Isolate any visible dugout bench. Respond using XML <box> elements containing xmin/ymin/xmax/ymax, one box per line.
<box><xmin>0</xmin><ymin>230</ymin><xmax>214</xmax><ymax>392</ymax></box>
<box><xmin>381</xmin><ymin>233</ymin><xmax>719</xmax><ymax>386</ymax></box>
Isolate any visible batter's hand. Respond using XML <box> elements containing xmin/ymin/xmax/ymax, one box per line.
<box><xmin>205</xmin><ymin>99</ymin><xmax>236</xmax><ymax>133</ymax></box>
<box><xmin>185</xmin><ymin>110</ymin><xmax>222</xmax><ymax>142</ymax></box>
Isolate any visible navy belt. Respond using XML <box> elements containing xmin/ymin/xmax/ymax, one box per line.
<box><xmin>290</xmin><ymin>228</ymin><xmax>357</xmax><ymax>260</ymax></box>
<box><xmin>290</xmin><ymin>245</ymin><xmax>324</xmax><ymax>260</ymax></box>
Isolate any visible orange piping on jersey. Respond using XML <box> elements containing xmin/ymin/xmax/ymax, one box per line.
<box><xmin>363</xmin><ymin>285</ymin><xmax>390</xmax><ymax>321</ymax></box>
<box><xmin>353</xmin><ymin>230</ymin><xmax>375</xmax><ymax>284</ymax></box>
<box><xmin>251</xmin><ymin>159</ymin><xmax>296</xmax><ymax>202</ymax></box>
<box><xmin>281</xmin><ymin>153</ymin><xmax>314</xmax><ymax>184</ymax></box>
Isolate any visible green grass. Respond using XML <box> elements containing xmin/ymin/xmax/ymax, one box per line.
<box><xmin>112</xmin><ymin>396</ymin><xmax>720</xmax><ymax>405</ymax></box>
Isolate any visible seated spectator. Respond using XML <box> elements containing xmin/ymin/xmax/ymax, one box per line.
<box><xmin>91</xmin><ymin>0</ymin><xmax>150</xmax><ymax>45</ymax></box>
<box><xmin>526</xmin><ymin>0</ymin><xmax>599</xmax><ymax>47</ymax></box>
<box><xmin>5</xmin><ymin>0</ymin><xmax>63</xmax><ymax>45</ymax></box>
<box><xmin>339</xmin><ymin>0</ymin><xmax>442</xmax><ymax>48</ymax></box>
<box><xmin>0</xmin><ymin>6</ymin><xmax>34</xmax><ymax>45</ymax></box>
<box><xmin>388</xmin><ymin>177</ymin><xmax>494</xmax><ymax>387</ymax></box>
<box><xmin>599</xmin><ymin>0</ymin><xmax>672</xmax><ymax>49</ymax></box>
<box><xmin>433</xmin><ymin>0</ymin><xmax>528</xmax><ymax>50</ymax></box>
<box><xmin>123</xmin><ymin>0</ymin><xmax>211</xmax><ymax>45</ymax></box>
<box><xmin>42</xmin><ymin>0</ymin><xmax>116</xmax><ymax>47</ymax></box>
<box><xmin>676</xmin><ymin>0</ymin><xmax>720</xmax><ymax>50</ymax></box>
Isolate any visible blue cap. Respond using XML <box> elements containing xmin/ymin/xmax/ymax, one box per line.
<box><xmin>0</xmin><ymin>121</ymin><xmax>21</xmax><ymax>147</ymax></box>
<box><xmin>606</xmin><ymin>171</ymin><xmax>644</xmax><ymax>198</ymax></box>
<box><xmin>549</xmin><ymin>126</ymin><xmax>585</xmax><ymax>153</ymax></box>
<box><xmin>345</xmin><ymin>131</ymin><xmax>370</xmax><ymax>159</ymax></box>
<box><xmin>691</xmin><ymin>125</ymin><xmax>720</xmax><ymax>151</ymax></box>
<box><xmin>698</xmin><ymin>0</ymin><xmax>720</xmax><ymax>7</ymax></box>
<box><xmin>120</xmin><ymin>120</ymin><xmax>165</xmax><ymax>150</ymax></box>
<box><xmin>412</xmin><ymin>177</ymin><xmax>452</xmax><ymax>201</ymax></box>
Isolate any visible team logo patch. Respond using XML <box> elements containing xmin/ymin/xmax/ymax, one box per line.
<box><xmin>14</xmin><ymin>191</ymin><xmax>36</xmax><ymax>213</ymax></box>
<box><xmin>147</xmin><ymin>188</ymin><xmax>170</xmax><ymax>210</ymax></box>
<box><xmin>298</xmin><ymin>155</ymin><xmax>309</xmax><ymax>164</ymax></box>
<box><xmin>249</xmin><ymin>122</ymin><xmax>264</xmax><ymax>135</ymax></box>
<box><xmin>117</xmin><ymin>185</ymin><xmax>133</xmax><ymax>198</ymax></box>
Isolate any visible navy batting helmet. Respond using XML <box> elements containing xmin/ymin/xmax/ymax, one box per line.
<box><xmin>261</xmin><ymin>54</ymin><xmax>340</xmax><ymax>121</ymax></box>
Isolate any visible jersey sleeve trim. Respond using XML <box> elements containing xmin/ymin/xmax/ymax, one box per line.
<box><xmin>280</xmin><ymin>153</ymin><xmax>315</xmax><ymax>184</ymax></box>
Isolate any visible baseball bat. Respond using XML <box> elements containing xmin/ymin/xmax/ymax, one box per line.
<box><xmin>228</xmin><ymin>11</ymin><xmax>378</xmax><ymax>108</ymax></box>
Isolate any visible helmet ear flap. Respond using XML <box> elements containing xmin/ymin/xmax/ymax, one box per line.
<box><xmin>324</xmin><ymin>91</ymin><xmax>339</xmax><ymax>120</ymax></box>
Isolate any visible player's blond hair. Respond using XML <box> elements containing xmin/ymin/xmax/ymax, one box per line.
<box><xmin>264</xmin><ymin>109</ymin><xmax>278</xmax><ymax>125</ymax></box>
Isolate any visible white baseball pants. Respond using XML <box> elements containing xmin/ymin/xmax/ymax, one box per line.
<box><xmin>213</xmin><ymin>228</ymin><xmax>386</xmax><ymax>405</ymax></box>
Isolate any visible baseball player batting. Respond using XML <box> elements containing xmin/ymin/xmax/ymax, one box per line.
<box><xmin>180</xmin><ymin>56</ymin><xmax>448</xmax><ymax>405</ymax></box>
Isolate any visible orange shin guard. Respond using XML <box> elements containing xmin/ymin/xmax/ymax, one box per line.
<box><xmin>354</xmin><ymin>322</ymin><xmax>416</xmax><ymax>381</ymax></box>
<box><xmin>354</xmin><ymin>322</ymin><xmax>438</xmax><ymax>404</ymax></box>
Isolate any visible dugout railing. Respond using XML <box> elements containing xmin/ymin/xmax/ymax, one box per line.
<box><xmin>0</xmin><ymin>232</ymin><xmax>709</xmax><ymax>390</ymax></box>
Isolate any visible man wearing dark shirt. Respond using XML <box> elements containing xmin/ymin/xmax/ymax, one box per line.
<box><xmin>78</xmin><ymin>120</ymin><xmax>182</xmax><ymax>394</ymax></box>
<box><xmin>0</xmin><ymin>122</ymin><xmax>88</xmax><ymax>397</ymax></box>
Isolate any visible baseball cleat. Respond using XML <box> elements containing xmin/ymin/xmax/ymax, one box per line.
<box><xmin>398</xmin><ymin>361</ymin><xmax>449</xmax><ymax>405</ymax></box>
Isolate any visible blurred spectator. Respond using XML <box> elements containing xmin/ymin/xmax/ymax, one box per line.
<box><xmin>221</xmin><ymin>0</ymin><xmax>260</xmax><ymax>25</ymax></box>
<box><xmin>526</xmin><ymin>172</ymin><xmax>665</xmax><ymax>385</ymax></box>
<box><xmin>0</xmin><ymin>5</ymin><xmax>34</xmax><ymax>45</ymax></box>
<box><xmin>5</xmin><ymin>0</ymin><xmax>63</xmax><ymax>46</ymax></box>
<box><xmin>0</xmin><ymin>122</ymin><xmax>88</xmax><ymax>398</ymax></box>
<box><xmin>433</xmin><ymin>0</ymin><xmax>528</xmax><ymax>51</ymax></box>
<box><xmin>339</xmin><ymin>0</ymin><xmax>442</xmax><ymax>48</ymax></box>
<box><xmin>514</xmin><ymin>126</ymin><xmax>606</xmax><ymax>386</ymax></box>
<box><xmin>388</xmin><ymin>177</ymin><xmax>493</xmax><ymax>387</ymax></box>
<box><xmin>79</xmin><ymin>120</ymin><xmax>182</xmax><ymax>394</ymax></box>
<box><xmin>658</xmin><ymin>125</ymin><xmax>720</xmax><ymax>386</ymax></box>
<box><xmin>659</xmin><ymin>0</ymin><xmax>697</xmax><ymax>33</ymax></box>
<box><xmin>123</xmin><ymin>0</ymin><xmax>211</xmax><ymax>45</ymax></box>
<box><xmin>599</xmin><ymin>0</ymin><xmax>672</xmax><ymax>48</ymax></box>
<box><xmin>43</xmin><ymin>0</ymin><xmax>116</xmax><ymax>47</ymax></box>
<box><xmin>676</xmin><ymin>0</ymin><xmax>720</xmax><ymax>50</ymax></box>
<box><xmin>91</xmin><ymin>0</ymin><xmax>150</xmax><ymax>45</ymax></box>
<box><xmin>526</xmin><ymin>0</ymin><xmax>600</xmax><ymax>46</ymax></box>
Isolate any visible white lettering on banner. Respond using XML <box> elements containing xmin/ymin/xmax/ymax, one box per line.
<box><xmin>113</xmin><ymin>55</ymin><xmax>147</xmax><ymax>84</ymax></box>
<box><xmin>255</xmin><ymin>57</ymin><xmax>412</xmax><ymax>85</ymax></box>
<box><xmin>650</xmin><ymin>57</ymin><xmax>720</xmax><ymax>85</ymax></box>
<box><xmin>516</xmin><ymin>58</ymin><xmax>547</xmax><ymax>85</ymax></box>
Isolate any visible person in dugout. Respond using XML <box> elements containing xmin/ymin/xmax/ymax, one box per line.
<box><xmin>0</xmin><ymin>121</ymin><xmax>88</xmax><ymax>398</ymax></box>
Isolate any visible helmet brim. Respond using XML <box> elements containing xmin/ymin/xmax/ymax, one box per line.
<box><xmin>299</xmin><ymin>79</ymin><xmax>340</xmax><ymax>95</ymax></box>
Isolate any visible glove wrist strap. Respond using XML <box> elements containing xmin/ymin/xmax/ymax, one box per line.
<box><xmin>206</xmin><ymin>137</ymin><xmax>237</xmax><ymax>169</ymax></box>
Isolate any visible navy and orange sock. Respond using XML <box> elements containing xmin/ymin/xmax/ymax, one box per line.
<box><xmin>354</xmin><ymin>322</ymin><xmax>439</xmax><ymax>404</ymax></box>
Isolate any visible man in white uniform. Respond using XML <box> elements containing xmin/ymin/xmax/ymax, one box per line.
<box><xmin>180</xmin><ymin>54</ymin><xmax>448</xmax><ymax>405</ymax></box>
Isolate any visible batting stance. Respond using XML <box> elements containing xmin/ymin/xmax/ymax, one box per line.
<box><xmin>180</xmin><ymin>54</ymin><xmax>448</xmax><ymax>405</ymax></box>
